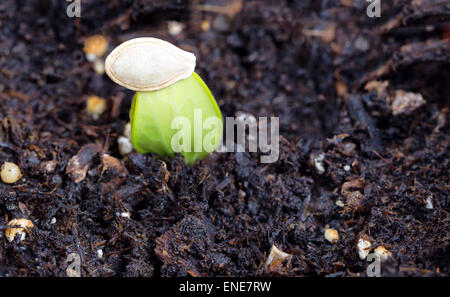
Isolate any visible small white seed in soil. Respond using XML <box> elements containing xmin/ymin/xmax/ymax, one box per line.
<box><xmin>357</xmin><ymin>238</ymin><xmax>372</xmax><ymax>260</ymax></box>
<box><xmin>425</xmin><ymin>195</ymin><xmax>433</xmax><ymax>209</ymax></box>
<box><xmin>120</xmin><ymin>212</ymin><xmax>131</xmax><ymax>218</ymax></box>
<box><xmin>336</xmin><ymin>200</ymin><xmax>345</xmax><ymax>207</ymax></box>
<box><xmin>238</xmin><ymin>190</ymin><xmax>247</xmax><ymax>199</ymax></box>
<box><xmin>118</xmin><ymin>136</ymin><xmax>133</xmax><ymax>155</ymax></box>
<box><xmin>97</xmin><ymin>249</ymin><xmax>103</xmax><ymax>259</ymax></box>
<box><xmin>85</xmin><ymin>53</ymin><xmax>97</xmax><ymax>62</ymax></box>
<box><xmin>344</xmin><ymin>165</ymin><xmax>351</xmax><ymax>172</ymax></box>
<box><xmin>93</xmin><ymin>59</ymin><xmax>105</xmax><ymax>75</ymax></box>
<box><xmin>324</xmin><ymin>228</ymin><xmax>339</xmax><ymax>244</ymax></box>
<box><xmin>1</xmin><ymin>162</ymin><xmax>23</xmax><ymax>184</ymax></box>
<box><xmin>374</xmin><ymin>246</ymin><xmax>392</xmax><ymax>262</ymax></box>
<box><xmin>123</xmin><ymin>122</ymin><xmax>132</xmax><ymax>139</ymax></box>
<box><xmin>168</xmin><ymin>21</ymin><xmax>185</xmax><ymax>36</ymax></box>
<box><xmin>314</xmin><ymin>153</ymin><xmax>326</xmax><ymax>174</ymax></box>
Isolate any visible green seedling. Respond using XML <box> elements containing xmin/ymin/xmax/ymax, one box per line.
<box><xmin>105</xmin><ymin>37</ymin><xmax>223</xmax><ymax>164</ymax></box>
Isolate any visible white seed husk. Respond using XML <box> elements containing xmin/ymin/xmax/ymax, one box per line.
<box><xmin>105</xmin><ymin>37</ymin><xmax>196</xmax><ymax>91</ymax></box>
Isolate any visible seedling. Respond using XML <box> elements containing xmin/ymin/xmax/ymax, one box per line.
<box><xmin>105</xmin><ymin>37</ymin><xmax>222</xmax><ymax>164</ymax></box>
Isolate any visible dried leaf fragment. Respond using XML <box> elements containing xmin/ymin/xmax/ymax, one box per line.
<box><xmin>341</xmin><ymin>178</ymin><xmax>366</xmax><ymax>212</ymax></box>
<box><xmin>66</xmin><ymin>143</ymin><xmax>102</xmax><ymax>183</ymax></box>
<box><xmin>364</xmin><ymin>80</ymin><xmax>389</xmax><ymax>98</ymax></box>
<box><xmin>40</xmin><ymin>160</ymin><xmax>57</xmax><ymax>173</ymax></box>
<box><xmin>389</xmin><ymin>90</ymin><xmax>426</xmax><ymax>116</ymax></box>
<box><xmin>101</xmin><ymin>154</ymin><xmax>128</xmax><ymax>187</ymax></box>
<box><xmin>264</xmin><ymin>245</ymin><xmax>292</xmax><ymax>275</ymax></box>
<box><xmin>302</xmin><ymin>23</ymin><xmax>336</xmax><ymax>42</ymax></box>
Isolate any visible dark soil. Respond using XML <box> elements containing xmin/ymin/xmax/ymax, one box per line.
<box><xmin>0</xmin><ymin>0</ymin><xmax>448</xmax><ymax>276</ymax></box>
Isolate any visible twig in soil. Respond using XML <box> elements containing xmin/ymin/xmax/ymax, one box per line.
<box><xmin>345</xmin><ymin>95</ymin><xmax>382</xmax><ymax>152</ymax></box>
<box><xmin>101</xmin><ymin>130</ymin><xmax>111</xmax><ymax>155</ymax></box>
<box><xmin>0</xmin><ymin>142</ymin><xmax>13</xmax><ymax>149</ymax></box>
<box><xmin>392</xmin><ymin>39</ymin><xmax>450</xmax><ymax>70</ymax></box>
<box><xmin>191</xmin><ymin>0</ymin><xmax>243</xmax><ymax>18</ymax></box>
<box><xmin>382</xmin><ymin>21</ymin><xmax>450</xmax><ymax>37</ymax></box>
<box><xmin>361</xmin><ymin>0</ymin><xmax>450</xmax><ymax>87</ymax></box>
<box><xmin>280</xmin><ymin>135</ymin><xmax>296</xmax><ymax>151</ymax></box>
<box><xmin>358</xmin><ymin>39</ymin><xmax>450</xmax><ymax>86</ymax></box>
<box><xmin>99</xmin><ymin>7</ymin><xmax>133</xmax><ymax>32</ymax></box>
<box><xmin>379</xmin><ymin>0</ymin><xmax>450</xmax><ymax>33</ymax></box>
<box><xmin>372</xmin><ymin>150</ymin><xmax>394</xmax><ymax>169</ymax></box>
<box><xmin>145</xmin><ymin>217</ymin><xmax>175</xmax><ymax>221</ymax></box>
<box><xmin>197</xmin><ymin>167</ymin><xmax>209</xmax><ymax>185</ymax></box>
